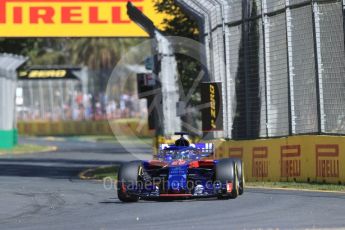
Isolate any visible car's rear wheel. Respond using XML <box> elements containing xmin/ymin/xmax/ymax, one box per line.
<box><xmin>117</xmin><ymin>161</ymin><xmax>141</xmax><ymax>202</ymax></box>
<box><xmin>232</xmin><ymin>158</ymin><xmax>244</xmax><ymax>195</ymax></box>
<box><xmin>216</xmin><ymin>159</ymin><xmax>239</xmax><ymax>199</ymax></box>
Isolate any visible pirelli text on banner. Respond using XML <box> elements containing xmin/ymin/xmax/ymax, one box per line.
<box><xmin>0</xmin><ymin>0</ymin><xmax>167</xmax><ymax>37</ymax></box>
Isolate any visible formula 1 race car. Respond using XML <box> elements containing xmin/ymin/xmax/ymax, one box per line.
<box><xmin>117</xmin><ymin>133</ymin><xmax>244</xmax><ymax>202</ymax></box>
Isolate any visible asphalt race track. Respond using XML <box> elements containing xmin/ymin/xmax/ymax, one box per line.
<box><xmin>1</xmin><ymin>137</ymin><xmax>345</xmax><ymax>230</ymax></box>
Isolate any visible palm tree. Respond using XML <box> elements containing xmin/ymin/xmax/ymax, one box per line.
<box><xmin>67</xmin><ymin>38</ymin><xmax>143</xmax><ymax>117</ymax></box>
<box><xmin>68</xmin><ymin>38</ymin><xmax>142</xmax><ymax>91</ymax></box>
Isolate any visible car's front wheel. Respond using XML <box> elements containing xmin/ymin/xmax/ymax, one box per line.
<box><xmin>215</xmin><ymin>159</ymin><xmax>239</xmax><ymax>199</ymax></box>
<box><xmin>117</xmin><ymin>161</ymin><xmax>141</xmax><ymax>202</ymax></box>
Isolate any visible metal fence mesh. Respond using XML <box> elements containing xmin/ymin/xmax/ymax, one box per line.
<box><xmin>228</xmin><ymin>0</ymin><xmax>242</xmax><ymax>22</ymax></box>
<box><xmin>317</xmin><ymin>1</ymin><xmax>345</xmax><ymax>134</ymax></box>
<box><xmin>257</xmin><ymin>19</ymin><xmax>267</xmax><ymax>138</ymax></box>
<box><xmin>228</xmin><ymin>25</ymin><xmax>245</xmax><ymax>138</ymax></box>
<box><xmin>289</xmin><ymin>6</ymin><xmax>318</xmax><ymax>134</ymax></box>
<box><xmin>177</xmin><ymin>0</ymin><xmax>345</xmax><ymax>139</ymax></box>
<box><xmin>266</xmin><ymin>0</ymin><xmax>285</xmax><ymax>13</ymax></box>
<box><xmin>246</xmin><ymin>18</ymin><xmax>260</xmax><ymax>138</ymax></box>
<box><xmin>267</xmin><ymin>13</ymin><xmax>290</xmax><ymax>137</ymax></box>
<box><xmin>17</xmin><ymin>80</ymin><xmax>82</xmax><ymax>121</ymax></box>
<box><xmin>228</xmin><ymin>0</ymin><xmax>345</xmax><ymax>139</ymax></box>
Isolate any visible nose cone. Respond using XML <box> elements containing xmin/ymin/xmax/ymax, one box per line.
<box><xmin>168</xmin><ymin>166</ymin><xmax>188</xmax><ymax>191</ymax></box>
<box><xmin>170</xmin><ymin>181</ymin><xmax>182</xmax><ymax>191</ymax></box>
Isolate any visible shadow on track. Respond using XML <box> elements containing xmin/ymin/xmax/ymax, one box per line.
<box><xmin>0</xmin><ymin>158</ymin><xmax>123</xmax><ymax>179</ymax></box>
<box><xmin>99</xmin><ymin>197</ymin><xmax>224</xmax><ymax>204</ymax></box>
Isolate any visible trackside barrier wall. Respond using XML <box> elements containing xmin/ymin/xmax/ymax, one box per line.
<box><xmin>215</xmin><ymin>136</ymin><xmax>345</xmax><ymax>184</ymax></box>
<box><xmin>18</xmin><ymin>119</ymin><xmax>154</xmax><ymax>137</ymax></box>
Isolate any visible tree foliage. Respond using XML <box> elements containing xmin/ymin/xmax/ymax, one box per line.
<box><xmin>68</xmin><ymin>38</ymin><xmax>142</xmax><ymax>92</ymax></box>
<box><xmin>153</xmin><ymin>0</ymin><xmax>199</xmax><ymax>40</ymax></box>
<box><xmin>0</xmin><ymin>38</ymin><xmax>36</xmax><ymax>56</ymax></box>
<box><xmin>26</xmin><ymin>39</ymin><xmax>68</xmax><ymax>65</ymax></box>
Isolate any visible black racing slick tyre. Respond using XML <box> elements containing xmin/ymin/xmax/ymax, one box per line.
<box><xmin>232</xmin><ymin>158</ymin><xmax>244</xmax><ymax>195</ymax></box>
<box><xmin>117</xmin><ymin>161</ymin><xmax>141</xmax><ymax>202</ymax></box>
<box><xmin>216</xmin><ymin>159</ymin><xmax>239</xmax><ymax>199</ymax></box>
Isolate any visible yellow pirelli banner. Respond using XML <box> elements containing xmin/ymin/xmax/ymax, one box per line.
<box><xmin>0</xmin><ymin>0</ymin><xmax>167</xmax><ymax>37</ymax></box>
<box><xmin>215</xmin><ymin>136</ymin><xmax>345</xmax><ymax>184</ymax></box>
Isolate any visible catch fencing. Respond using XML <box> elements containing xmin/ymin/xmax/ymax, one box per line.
<box><xmin>176</xmin><ymin>0</ymin><xmax>345</xmax><ymax>139</ymax></box>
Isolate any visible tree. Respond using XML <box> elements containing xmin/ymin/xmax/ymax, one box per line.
<box><xmin>0</xmin><ymin>38</ymin><xmax>68</xmax><ymax>65</ymax></box>
<box><xmin>0</xmin><ymin>38</ymin><xmax>36</xmax><ymax>56</ymax></box>
<box><xmin>26</xmin><ymin>38</ymin><xmax>69</xmax><ymax>65</ymax></box>
<box><xmin>68</xmin><ymin>38</ymin><xmax>142</xmax><ymax>92</ymax></box>
<box><xmin>154</xmin><ymin>0</ymin><xmax>199</xmax><ymax>40</ymax></box>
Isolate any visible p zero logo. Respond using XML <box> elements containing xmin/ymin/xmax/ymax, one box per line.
<box><xmin>18</xmin><ymin>68</ymin><xmax>80</xmax><ymax>80</ymax></box>
<box><xmin>281</xmin><ymin>145</ymin><xmax>301</xmax><ymax>177</ymax></box>
<box><xmin>19</xmin><ymin>70</ymin><xmax>67</xmax><ymax>79</ymax></box>
<box><xmin>316</xmin><ymin>145</ymin><xmax>339</xmax><ymax>178</ymax></box>
<box><xmin>201</xmin><ymin>82</ymin><xmax>223</xmax><ymax>132</ymax></box>
<box><xmin>0</xmin><ymin>0</ymin><xmax>167</xmax><ymax>37</ymax></box>
<box><xmin>209</xmin><ymin>84</ymin><xmax>217</xmax><ymax>129</ymax></box>
<box><xmin>229</xmin><ymin>147</ymin><xmax>243</xmax><ymax>159</ymax></box>
<box><xmin>252</xmin><ymin>147</ymin><xmax>268</xmax><ymax>178</ymax></box>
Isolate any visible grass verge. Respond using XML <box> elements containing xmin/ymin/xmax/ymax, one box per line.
<box><xmin>79</xmin><ymin>165</ymin><xmax>119</xmax><ymax>180</ymax></box>
<box><xmin>0</xmin><ymin>144</ymin><xmax>57</xmax><ymax>155</ymax></box>
<box><xmin>246</xmin><ymin>181</ymin><xmax>345</xmax><ymax>193</ymax></box>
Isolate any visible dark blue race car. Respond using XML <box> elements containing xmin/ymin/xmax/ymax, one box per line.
<box><xmin>117</xmin><ymin>133</ymin><xmax>244</xmax><ymax>202</ymax></box>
